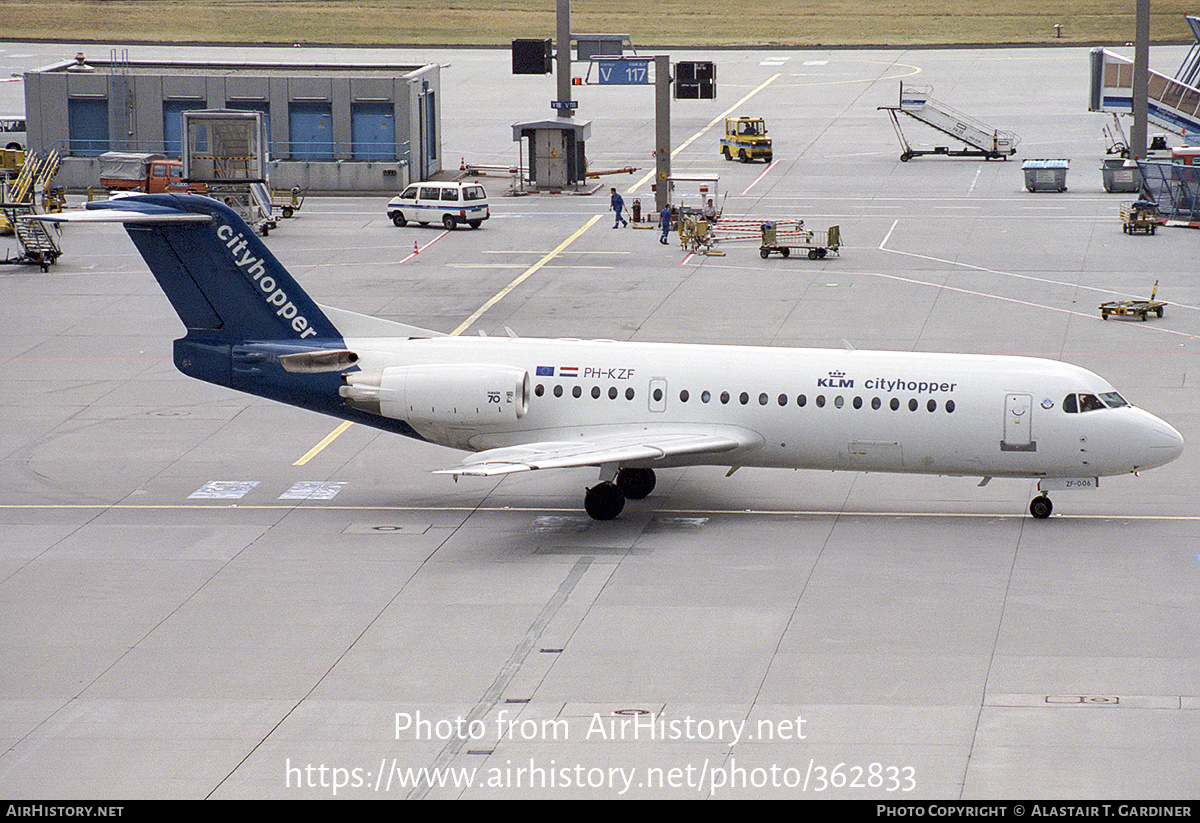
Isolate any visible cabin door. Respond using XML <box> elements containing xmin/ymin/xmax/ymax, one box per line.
<box><xmin>1001</xmin><ymin>393</ymin><xmax>1036</xmax><ymax>452</ymax></box>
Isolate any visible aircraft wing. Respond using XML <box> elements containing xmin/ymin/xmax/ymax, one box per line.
<box><xmin>435</xmin><ymin>428</ymin><xmax>757</xmax><ymax>476</ymax></box>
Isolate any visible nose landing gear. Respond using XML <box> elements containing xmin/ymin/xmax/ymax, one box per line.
<box><xmin>1029</xmin><ymin>493</ymin><xmax>1053</xmax><ymax>519</ymax></box>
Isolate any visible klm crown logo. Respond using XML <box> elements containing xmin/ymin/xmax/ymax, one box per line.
<box><xmin>817</xmin><ymin>370</ymin><xmax>854</xmax><ymax>388</ymax></box>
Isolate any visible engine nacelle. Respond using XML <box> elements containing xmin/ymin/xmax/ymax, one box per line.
<box><xmin>340</xmin><ymin>363</ymin><xmax>529</xmax><ymax>427</ymax></box>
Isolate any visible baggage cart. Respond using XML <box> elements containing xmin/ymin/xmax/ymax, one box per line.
<box><xmin>759</xmin><ymin>221</ymin><xmax>840</xmax><ymax>259</ymax></box>
<box><xmin>1119</xmin><ymin>200</ymin><xmax>1158</xmax><ymax>234</ymax></box>
<box><xmin>1100</xmin><ymin>281</ymin><xmax>1166</xmax><ymax>321</ymax></box>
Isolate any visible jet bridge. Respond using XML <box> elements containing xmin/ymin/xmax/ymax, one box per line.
<box><xmin>879</xmin><ymin>83</ymin><xmax>1019</xmax><ymax>161</ymax></box>
<box><xmin>1089</xmin><ymin>44</ymin><xmax>1200</xmax><ymax>147</ymax></box>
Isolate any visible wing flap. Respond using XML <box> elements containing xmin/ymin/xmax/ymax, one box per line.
<box><xmin>435</xmin><ymin>431</ymin><xmax>747</xmax><ymax>477</ymax></box>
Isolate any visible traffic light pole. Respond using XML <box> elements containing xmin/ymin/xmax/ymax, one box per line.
<box><xmin>556</xmin><ymin>0</ymin><xmax>572</xmax><ymax>118</ymax></box>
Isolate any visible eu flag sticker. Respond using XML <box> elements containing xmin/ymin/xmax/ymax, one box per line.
<box><xmin>536</xmin><ymin>365</ymin><xmax>555</xmax><ymax>376</ymax></box>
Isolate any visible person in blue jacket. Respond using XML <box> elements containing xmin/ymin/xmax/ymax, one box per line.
<box><xmin>610</xmin><ymin>188</ymin><xmax>628</xmax><ymax>228</ymax></box>
<box><xmin>659</xmin><ymin>203</ymin><xmax>673</xmax><ymax>244</ymax></box>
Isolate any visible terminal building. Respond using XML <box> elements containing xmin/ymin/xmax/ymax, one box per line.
<box><xmin>22</xmin><ymin>53</ymin><xmax>443</xmax><ymax>192</ymax></box>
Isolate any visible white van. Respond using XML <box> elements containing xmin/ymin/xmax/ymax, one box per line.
<box><xmin>1</xmin><ymin>115</ymin><xmax>27</xmax><ymax>151</ymax></box>
<box><xmin>387</xmin><ymin>181</ymin><xmax>489</xmax><ymax>230</ymax></box>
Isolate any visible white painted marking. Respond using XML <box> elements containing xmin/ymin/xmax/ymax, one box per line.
<box><xmin>188</xmin><ymin>481</ymin><xmax>259</xmax><ymax>499</ymax></box>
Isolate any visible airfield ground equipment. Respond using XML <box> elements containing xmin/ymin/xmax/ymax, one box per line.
<box><xmin>182</xmin><ymin>109</ymin><xmax>276</xmax><ymax>236</ymax></box>
<box><xmin>272</xmin><ymin>186</ymin><xmax>306</xmax><ymax>218</ymax></box>
<box><xmin>1119</xmin><ymin>200</ymin><xmax>1159</xmax><ymax>234</ymax></box>
<box><xmin>1</xmin><ymin>148</ymin><xmax>62</xmax><ymax>270</ymax></box>
<box><xmin>720</xmin><ymin>117</ymin><xmax>772</xmax><ymax>163</ymax></box>
<box><xmin>879</xmin><ymin>82</ymin><xmax>1019</xmax><ymax>162</ymax></box>
<box><xmin>758</xmin><ymin>220</ymin><xmax>840</xmax><ymax>259</ymax></box>
<box><xmin>664</xmin><ymin>175</ymin><xmax>722</xmax><ymax>220</ymax></box>
<box><xmin>1022</xmin><ymin>159</ymin><xmax>1070</xmax><ymax>192</ymax></box>
<box><xmin>1100</xmin><ymin>281</ymin><xmax>1166</xmax><ymax>321</ymax></box>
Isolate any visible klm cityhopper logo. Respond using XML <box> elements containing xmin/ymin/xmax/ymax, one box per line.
<box><xmin>817</xmin><ymin>370</ymin><xmax>853</xmax><ymax>388</ymax></box>
<box><xmin>217</xmin><ymin>222</ymin><xmax>319</xmax><ymax>338</ymax></box>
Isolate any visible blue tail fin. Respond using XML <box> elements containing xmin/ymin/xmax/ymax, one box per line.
<box><xmin>89</xmin><ymin>194</ymin><xmax>339</xmax><ymax>342</ymax></box>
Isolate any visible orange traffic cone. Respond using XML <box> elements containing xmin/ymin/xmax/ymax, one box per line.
<box><xmin>460</xmin><ymin>156</ymin><xmax>466</xmax><ymax>171</ymax></box>
<box><xmin>413</xmin><ymin>241</ymin><xmax>419</xmax><ymax>255</ymax></box>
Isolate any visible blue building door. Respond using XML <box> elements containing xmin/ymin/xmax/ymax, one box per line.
<box><xmin>351</xmin><ymin>102</ymin><xmax>395</xmax><ymax>161</ymax></box>
<box><xmin>288</xmin><ymin>102</ymin><xmax>334</xmax><ymax>160</ymax></box>
<box><xmin>68</xmin><ymin>98</ymin><xmax>109</xmax><ymax>157</ymax></box>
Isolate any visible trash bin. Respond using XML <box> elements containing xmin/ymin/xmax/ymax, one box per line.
<box><xmin>1101</xmin><ymin>157</ymin><xmax>1141</xmax><ymax>193</ymax></box>
<box><xmin>1022</xmin><ymin>159</ymin><xmax>1069</xmax><ymax>192</ymax></box>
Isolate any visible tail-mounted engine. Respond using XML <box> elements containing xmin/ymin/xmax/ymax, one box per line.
<box><xmin>339</xmin><ymin>364</ymin><xmax>529</xmax><ymax>428</ymax></box>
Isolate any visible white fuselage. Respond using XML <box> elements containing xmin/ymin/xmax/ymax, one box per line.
<box><xmin>344</xmin><ymin>335</ymin><xmax>1184</xmax><ymax>480</ymax></box>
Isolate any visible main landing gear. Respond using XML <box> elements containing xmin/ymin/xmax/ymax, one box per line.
<box><xmin>584</xmin><ymin>468</ymin><xmax>656</xmax><ymax>520</ymax></box>
<box><xmin>1029</xmin><ymin>493</ymin><xmax>1053</xmax><ymax>519</ymax></box>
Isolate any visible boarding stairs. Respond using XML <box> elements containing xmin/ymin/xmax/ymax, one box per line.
<box><xmin>1</xmin><ymin>203</ymin><xmax>61</xmax><ymax>270</ymax></box>
<box><xmin>1</xmin><ymin>149</ymin><xmax>63</xmax><ymax>270</ymax></box>
<box><xmin>879</xmin><ymin>83</ymin><xmax>1019</xmax><ymax>161</ymax></box>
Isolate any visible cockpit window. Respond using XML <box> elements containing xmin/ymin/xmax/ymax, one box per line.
<box><xmin>1064</xmin><ymin>392</ymin><xmax>1126</xmax><ymax>413</ymax></box>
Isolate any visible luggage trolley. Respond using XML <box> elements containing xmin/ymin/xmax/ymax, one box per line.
<box><xmin>759</xmin><ymin>220</ymin><xmax>841</xmax><ymax>259</ymax></box>
<box><xmin>1100</xmin><ymin>281</ymin><xmax>1166</xmax><ymax>321</ymax></box>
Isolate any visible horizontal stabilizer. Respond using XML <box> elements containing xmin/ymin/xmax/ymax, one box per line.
<box><xmin>27</xmin><ymin>208</ymin><xmax>212</xmax><ymax>224</ymax></box>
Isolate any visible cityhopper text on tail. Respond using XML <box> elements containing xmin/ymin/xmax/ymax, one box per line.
<box><xmin>40</xmin><ymin>194</ymin><xmax>1184</xmax><ymax>520</ymax></box>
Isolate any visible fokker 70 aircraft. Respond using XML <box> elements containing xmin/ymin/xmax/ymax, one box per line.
<box><xmin>39</xmin><ymin>195</ymin><xmax>1184</xmax><ymax>519</ymax></box>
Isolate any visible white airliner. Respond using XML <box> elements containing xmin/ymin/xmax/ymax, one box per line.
<box><xmin>38</xmin><ymin>195</ymin><xmax>1184</xmax><ymax>520</ymax></box>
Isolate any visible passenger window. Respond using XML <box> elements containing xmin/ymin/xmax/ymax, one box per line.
<box><xmin>680</xmin><ymin>390</ymin><xmax>690</xmax><ymax>402</ymax></box>
<box><xmin>442</xmin><ymin>188</ymin><xmax>459</xmax><ymax>201</ymax></box>
<box><xmin>553</xmin><ymin>385</ymin><xmax>563</xmax><ymax>397</ymax></box>
<box><xmin>419</xmin><ymin>187</ymin><xmax>439</xmax><ymax>200</ymax></box>
<box><xmin>463</xmin><ymin>186</ymin><xmax>485</xmax><ymax>201</ymax></box>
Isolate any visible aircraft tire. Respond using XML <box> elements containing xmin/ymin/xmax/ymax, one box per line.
<box><xmin>585</xmin><ymin>482</ymin><xmax>625</xmax><ymax>520</ymax></box>
<box><xmin>616</xmin><ymin>468</ymin><xmax>656</xmax><ymax>500</ymax></box>
<box><xmin>1029</xmin><ymin>495</ymin><xmax>1053</xmax><ymax>519</ymax></box>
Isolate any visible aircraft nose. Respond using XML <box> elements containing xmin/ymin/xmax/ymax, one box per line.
<box><xmin>1142</xmin><ymin>414</ymin><xmax>1185</xmax><ymax>468</ymax></box>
